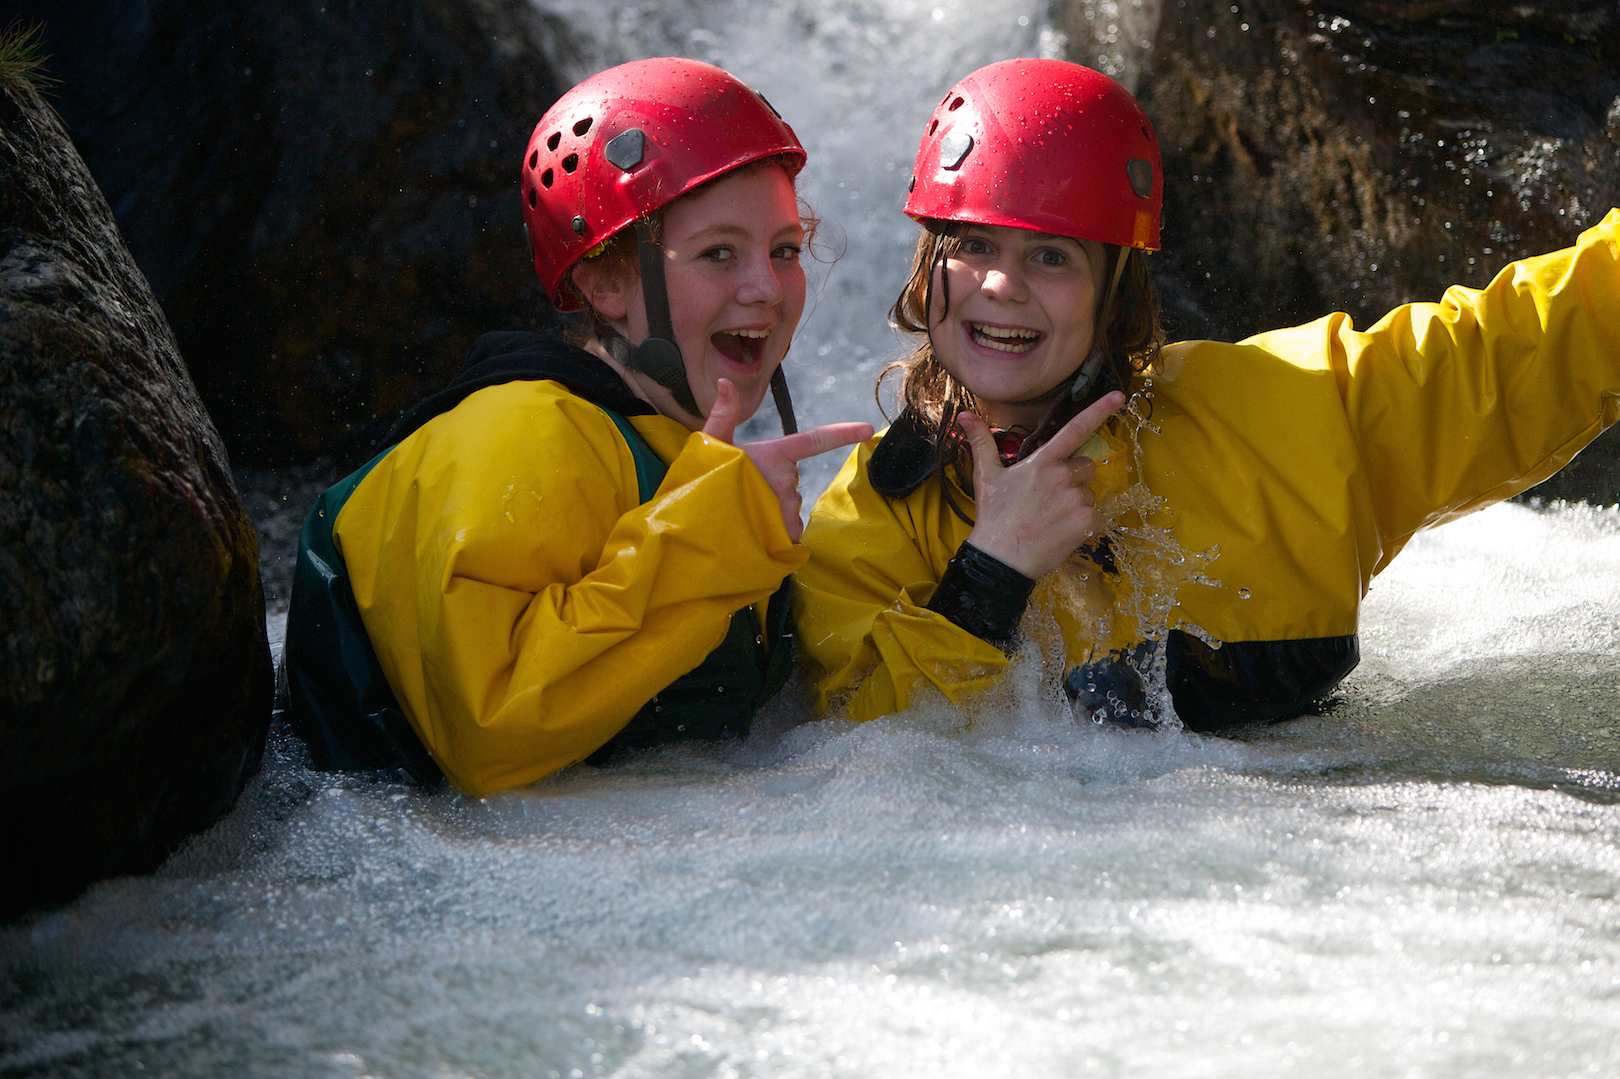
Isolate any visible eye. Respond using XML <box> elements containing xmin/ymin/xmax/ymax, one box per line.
<box><xmin>772</xmin><ymin>243</ymin><xmax>803</xmax><ymax>261</ymax></box>
<box><xmin>700</xmin><ymin>245</ymin><xmax>735</xmax><ymax>263</ymax></box>
<box><xmin>959</xmin><ymin>236</ymin><xmax>993</xmax><ymax>256</ymax></box>
<box><xmin>1033</xmin><ymin>247</ymin><xmax>1069</xmax><ymax>267</ymax></box>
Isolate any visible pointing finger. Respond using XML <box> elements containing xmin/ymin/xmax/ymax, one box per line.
<box><xmin>1036</xmin><ymin>391</ymin><xmax>1126</xmax><ymax>461</ymax></box>
<box><xmin>770</xmin><ymin>421</ymin><xmax>875</xmax><ymax>462</ymax></box>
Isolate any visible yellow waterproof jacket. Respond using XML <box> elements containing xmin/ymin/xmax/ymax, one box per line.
<box><xmin>797</xmin><ymin>209</ymin><xmax>1620</xmax><ymax>726</ymax></box>
<box><xmin>330</xmin><ymin>362</ymin><xmax>803</xmax><ymax>796</ymax></box>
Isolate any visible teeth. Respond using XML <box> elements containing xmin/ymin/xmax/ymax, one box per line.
<box><xmin>726</xmin><ymin>328</ymin><xmax>771</xmax><ymax>338</ymax></box>
<box><xmin>970</xmin><ymin>323</ymin><xmax>1040</xmax><ymax>353</ymax></box>
<box><xmin>972</xmin><ymin>323</ymin><xmax>1039</xmax><ymax>340</ymax></box>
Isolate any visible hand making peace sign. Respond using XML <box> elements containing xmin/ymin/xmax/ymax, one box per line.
<box><xmin>957</xmin><ymin>391</ymin><xmax>1127</xmax><ymax>578</ymax></box>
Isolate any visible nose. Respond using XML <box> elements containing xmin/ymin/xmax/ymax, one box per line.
<box><xmin>737</xmin><ymin>253</ymin><xmax>784</xmax><ymax>306</ymax></box>
<box><xmin>980</xmin><ymin>257</ymin><xmax>1027</xmax><ymax>303</ymax></box>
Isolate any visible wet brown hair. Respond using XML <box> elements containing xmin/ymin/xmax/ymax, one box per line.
<box><xmin>878</xmin><ymin>219</ymin><xmax>1166</xmax><ymax>456</ymax></box>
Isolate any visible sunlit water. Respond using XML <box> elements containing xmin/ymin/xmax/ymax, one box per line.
<box><xmin>6</xmin><ymin>1</ymin><xmax>1619</xmax><ymax>1075</ymax></box>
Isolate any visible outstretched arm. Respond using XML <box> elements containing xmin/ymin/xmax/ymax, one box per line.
<box><xmin>1247</xmin><ymin>208</ymin><xmax>1620</xmax><ymax>571</ymax></box>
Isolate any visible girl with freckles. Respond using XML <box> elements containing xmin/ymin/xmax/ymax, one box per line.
<box><xmin>794</xmin><ymin>58</ymin><xmax>1620</xmax><ymax>729</ymax></box>
<box><xmin>281</xmin><ymin>59</ymin><xmax>870</xmax><ymax>794</ymax></box>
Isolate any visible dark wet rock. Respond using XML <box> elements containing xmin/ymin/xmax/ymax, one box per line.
<box><xmin>1055</xmin><ymin>0</ymin><xmax>1620</xmax><ymax>504</ymax></box>
<box><xmin>0</xmin><ymin>72</ymin><xmax>272</xmax><ymax>919</ymax></box>
<box><xmin>16</xmin><ymin>0</ymin><xmax>577</xmax><ymax>465</ymax></box>
<box><xmin>1527</xmin><ymin>427</ymin><xmax>1620</xmax><ymax>506</ymax></box>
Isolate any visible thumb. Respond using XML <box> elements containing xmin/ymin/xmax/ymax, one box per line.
<box><xmin>954</xmin><ymin>411</ymin><xmax>1004</xmax><ymax>477</ymax></box>
<box><xmin>702</xmin><ymin>378</ymin><xmax>739</xmax><ymax>443</ymax></box>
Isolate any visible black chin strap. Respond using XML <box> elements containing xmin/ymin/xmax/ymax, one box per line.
<box><xmin>769</xmin><ymin>367</ymin><xmax>798</xmax><ymax>435</ymax></box>
<box><xmin>628</xmin><ymin>219</ymin><xmax>798</xmax><ymax>436</ymax></box>
<box><xmin>630</xmin><ymin>220</ymin><xmax>701</xmax><ymax>417</ymax></box>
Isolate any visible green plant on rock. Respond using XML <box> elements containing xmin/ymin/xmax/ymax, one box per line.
<box><xmin>0</xmin><ymin>22</ymin><xmax>54</xmax><ymax>92</ymax></box>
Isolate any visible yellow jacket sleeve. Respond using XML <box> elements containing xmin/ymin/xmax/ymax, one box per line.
<box><xmin>1245</xmin><ymin>207</ymin><xmax>1620</xmax><ymax>571</ymax></box>
<box><xmin>795</xmin><ymin>437</ymin><xmax>1011</xmax><ymax>722</ymax></box>
<box><xmin>334</xmin><ymin>381</ymin><xmax>804</xmax><ymax>796</ymax></box>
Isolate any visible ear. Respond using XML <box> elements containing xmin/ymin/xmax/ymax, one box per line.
<box><xmin>570</xmin><ymin>258</ymin><xmax>634</xmax><ymax>323</ymax></box>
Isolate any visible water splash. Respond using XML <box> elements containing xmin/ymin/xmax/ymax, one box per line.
<box><xmin>1044</xmin><ymin>380</ymin><xmax>1224</xmax><ymax>728</ymax></box>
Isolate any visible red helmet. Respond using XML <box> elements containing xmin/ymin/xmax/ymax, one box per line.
<box><xmin>521</xmin><ymin>58</ymin><xmax>806</xmax><ymax>309</ymax></box>
<box><xmin>904</xmin><ymin>59</ymin><xmax>1161</xmax><ymax>251</ymax></box>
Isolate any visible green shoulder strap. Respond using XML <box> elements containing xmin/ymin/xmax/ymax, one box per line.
<box><xmin>602</xmin><ymin>410</ymin><xmax>667</xmax><ymax>499</ymax></box>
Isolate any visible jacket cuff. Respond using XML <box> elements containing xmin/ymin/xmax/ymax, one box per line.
<box><xmin>926</xmin><ymin>541</ymin><xmax>1035</xmax><ymax>650</ymax></box>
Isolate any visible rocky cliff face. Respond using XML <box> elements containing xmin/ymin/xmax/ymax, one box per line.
<box><xmin>1056</xmin><ymin>0</ymin><xmax>1620</xmax><ymax>502</ymax></box>
<box><xmin>17</xmin><ymin>0</ymin><xmax>575</xmax><ymax>464</ymax></box>
<box><xmin>0</xmin><ymin>67</ymin><xmax>272</xmax><ymax>919</ymax></box>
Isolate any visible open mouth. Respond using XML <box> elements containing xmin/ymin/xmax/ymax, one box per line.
<box><xmin>711</xmin><ymin>328</ymin><xmax>770</xmax><ymax>366</ymax></box>
<box><xmin>968</xmin><ymin>322</ymin><xmax>1043</xmax><ymax>354</ymax></box>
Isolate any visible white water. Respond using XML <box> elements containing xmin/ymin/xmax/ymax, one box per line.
<box><xmin>5</xmin><ymin>2</ymin><xmax>1620</xmax><ymax>1076</ymax></box>
<box><xmin>4</xmin><ymin>502</ymin><xmax>1618</xmax><ymax>1077</ymax></box>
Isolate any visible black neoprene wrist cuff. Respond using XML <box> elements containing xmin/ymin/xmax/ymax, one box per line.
<box><xmin>926</xmin><ymin>541</ymin><xmax>1036</xmax><ymax>650</ymax></box>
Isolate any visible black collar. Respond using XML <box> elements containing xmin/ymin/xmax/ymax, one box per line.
<box><xmin>868</xmin><ymin>408</ymin><xmax>940</xmax><ymax>499</ymax></box>
<box><xmin>380</xmin><ymin>329</ymin><xmax>654</xmax><ymax>450</ymax></box>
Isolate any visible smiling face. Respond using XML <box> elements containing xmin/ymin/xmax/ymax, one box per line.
<box><xmin>613</xmin><ymin>164</ymin><xmax>807</xmax><ymax>426</ymax></box>
<box><xmin>927</xmin><ymin>224</ymin><xmax>1107</xmax><ymax>430</ymax></box>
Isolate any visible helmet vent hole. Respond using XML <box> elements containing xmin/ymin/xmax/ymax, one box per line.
<box><xmin>939</xmin><ymin>131</ymin><xmax>974</xmax><ymax>169</ymax></box>
<box><xmin>573</xmin><ymin>117</ymin><xmax>593</xmax><ymax>137</ymax></box>
<box><xmin>546</xmin><ymin>131</ymin><xmax>562</xmax><ymax>152</ymax></box>
<box><xmin>1126</xmin><ymin>158</ymin><xmax>1154</xmax><ymax>198</ymax></box>
<box><xmin>540</xmin><ymin>168</ymin><xmax>554</xmax><ymax>189</ymax></box>
<box><xmin>561</xmin><ymin>153</ymin><xmax>579</xmax><ymax>174</ymax></box>
<box><xmin>927</xmin><ymin>119</ymin><xmax>938</xmax><ymax>135</ymax></box>
<box><xmin>948</xmin><ymin>96</ymin><xmax>964</xmax><ymax>111</ymax></box>
<box><xmin>527</xmin><ymin>187</ymin><xmax>537</xmax><ymax>208</ymax></box>
<box><xmin>528</xmin><ymin>149</ymin><xmax>539</xmax><ymax>171</ymax></box>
